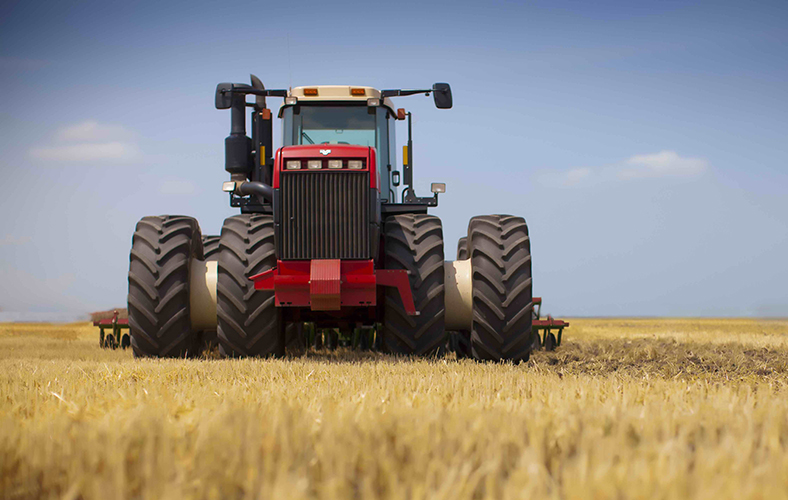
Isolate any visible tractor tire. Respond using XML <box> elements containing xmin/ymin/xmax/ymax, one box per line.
<box><xmin>128</xmin><ymin>215</ymin><xmax>203</xmax><ymax>358</ymax></box>
<box><xmin>382</xmin><ymin>214</ymin><xmax>446</xmax><ymax>356</ymax></box>
<box><xmin>121</xmin><ymin>334</ymin><xmax>131</xmax><ymax>349</ymax></box>
<box><xmin>216</xmin><ymin>214</ymin><xmax>284</xmax><ymax>358</ymax></box>
<box><xmin>457</xmin><ymin>236</ymin><xmax>468</xmax><ymax>260</ymax></box>
<box><xmin>202</xmin><ymin>235</ymin><xmax>221</xmax><ymax>261</ymax></box>
<box><xmin>468</xmin><ymin>215</ymin><xmax>533</xmax><ymax>362</ymax></box>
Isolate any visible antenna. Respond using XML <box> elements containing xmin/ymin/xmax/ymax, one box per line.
<box><xmin>287</xmin><ymin>34</ymin><xmax>293</xmax><ymax>91</ymax></box>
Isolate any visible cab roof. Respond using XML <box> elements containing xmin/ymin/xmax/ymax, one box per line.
<box><xmin>289</xmin><ymin>85</ymin><xmax>397</xmax><ymax>112</ymax></box>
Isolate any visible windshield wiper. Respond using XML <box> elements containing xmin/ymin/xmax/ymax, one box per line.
<box><xmin>301</xmin><ymin>131</ymin><xmax>315</xmax><ymax>144</ymax></box>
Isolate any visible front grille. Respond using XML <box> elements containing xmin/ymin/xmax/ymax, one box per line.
<box><xmin>280</xmin><ymin>171</ymin><xmax>370</xmax><ymax>260</ymax></box>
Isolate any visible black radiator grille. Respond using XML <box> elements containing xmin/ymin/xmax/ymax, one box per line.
<box><xmin>280</xmin><ymin>171</ymin><xmax>370</xmax><ymax>260</ymax></box>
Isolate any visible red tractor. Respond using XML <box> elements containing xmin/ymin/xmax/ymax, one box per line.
<box><xmin>127</xmin><ymin>76</ymin><xmax>539</xmax><ymax>361</ymax></box>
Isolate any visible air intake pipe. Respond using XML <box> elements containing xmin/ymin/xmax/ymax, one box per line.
<box><xmin>224</xmin><ymin>92</ymin><xmax>253</xmax><ymax>176</ymax></box>
<box><xmin>237</xmin><ymin>180</ymin><xmax>273</xmax><ymax>201</ymax></box>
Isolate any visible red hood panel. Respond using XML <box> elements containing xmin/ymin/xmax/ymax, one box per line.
<box><xmin>279</xmin><ymin>144</ymin><xmax>370</xmax><ymax>159</ymax></box>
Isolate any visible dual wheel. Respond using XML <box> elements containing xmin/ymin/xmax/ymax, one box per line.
<box><xmin>452</xmin><ymin>215</ymin><xmax>534</xmax><ymax>362</ymax></box>
<box><xmin>128</xmin><ymin>214</ymin><xmax>282</xmax><ymax>358</ymax></box>
<box><xmin>128</xmin><ymin>213</ymin><xmax>533</xmax><ymax>361</ymax></box>
<box><xmin>381</xmin><ymin>214</ymin><xmax>534</xmax><ymax>362</ymax></box>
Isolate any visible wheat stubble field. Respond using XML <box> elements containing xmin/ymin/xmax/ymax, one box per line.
<box><xmin>2</xmin><ymin>319</ymin><xmax>788</xmax><ymax>499</ymax></box>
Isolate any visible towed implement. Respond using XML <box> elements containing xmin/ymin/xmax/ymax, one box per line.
<box><xmin>532</xmin><ymin>297</ymin><xmax>569</xmax><ymax>352</ymax></box>
<box><xmin>127</xmin><ymin>77</ymin><xmax>567</xmax><ymax>361</ymax></box>
<box><xmin>93</xmin><ymin>310</ymin><xmax>130</xmax><ymax>349</ymax></box>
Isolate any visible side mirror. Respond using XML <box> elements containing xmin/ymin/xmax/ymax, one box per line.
<box><xmin>432</xmin><ymin>83</ymin><xmax>452</xmax><ymax>109</ymax></box>
<box><xmin>392</xmin><ymin>171</ymin><xmax>401</xmax><ymax>187</ymax></box>
<box><xmin>215</xmin><ymin>83</ymin><xmax>234</xmax><ymax>109</ymax></box>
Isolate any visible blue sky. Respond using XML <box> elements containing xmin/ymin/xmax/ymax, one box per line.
<box><xmin>1</xmin><ymin>0</ymin><xmax>786</xmax><ymax>320</ymax></box>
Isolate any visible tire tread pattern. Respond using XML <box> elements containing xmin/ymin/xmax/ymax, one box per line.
<box><xmin>128</xmin><ymin>215</ymin><xmax>202</xmax><ymax>358</ymax></box>
<box><xmin>468</xmin><ymin>214</ymin><xmax>533</xmax><ymax>362</ymax></box>
<box><xmin>382</xmin><ymin>214</ymin><xmax>446</xmax><ymax>356</ymax></box>
<box><xmin>216</xmin><ymin>215</ymin><xmax>282</xmax><ymax>357</ymax></box>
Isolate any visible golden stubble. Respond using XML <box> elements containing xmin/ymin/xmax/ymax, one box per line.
<box><xmin>2</xmin><ymin>319</ymin><xmax>787</xmax><ymax>500</ymax></box>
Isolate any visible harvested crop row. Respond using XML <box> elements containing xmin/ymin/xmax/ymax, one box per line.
<box><xmin>1</xmin><ymin>319</ymin><xmax>787</xmax><ymax>499</ymax></box>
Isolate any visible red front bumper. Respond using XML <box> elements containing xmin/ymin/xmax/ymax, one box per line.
<box><xmin>249</xmin><ymin>260</ymin><xmax>416</xmax><ymax>315</ymax></box>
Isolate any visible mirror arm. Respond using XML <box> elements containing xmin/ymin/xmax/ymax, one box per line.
<box><xmin>382</xmin><ymin>83</ymin><xmax>452</xmax><ymax>109</ymax></box>
<box><xmin>381</xmin><ymin>89</ymin><xmax>432</xmax><ymax>98</ymax></box>
<box><xmin>220</xmin><ymin>86</ymin><xmax>289</xmax><ymax>98</ymax></box>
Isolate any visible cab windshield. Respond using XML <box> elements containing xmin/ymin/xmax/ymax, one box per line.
<box><xmin>281</xmin><ymin>103</ymin><xmax>398</xmax><ymax>201</ymax></box>
<box><xmin>294</xmin><ymin>106</ymin><xmax>375</xmax><ymax>146</ymax></box>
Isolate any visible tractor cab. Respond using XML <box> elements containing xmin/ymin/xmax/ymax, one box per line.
<box><xmin>213</xmin><ymin>78</ymin><xmax>451</xmax><ymax>212</ymax></box>
<box><xmin>280</xmin><ymin>86</ymin><xmax>399</xmax><ymax>202</ymax></box>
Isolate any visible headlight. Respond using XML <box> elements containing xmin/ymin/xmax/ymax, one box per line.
<box><xmin>307</xmin><ymin>160</ymin><xmax>322</xmax><ymax>169</ymax></box>
<box><xmin>348</xmin><ymin>160</ymin><xmax>363</xmax><ymax>169</ymax></box>
<box><xmin>328</xmin><ymin>159</ymin><xmax>342</xmax><ymax>169</ymax></box>
<box><xmin>286</xmin><ymin>160</ymin><xmax>301</xmax><ymax>170</ymax></box>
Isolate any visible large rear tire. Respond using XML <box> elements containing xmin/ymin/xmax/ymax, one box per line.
<box><xmin>468</xmin><ymin>215</ymin><xmax>533</xmax><ymax>362</ymax></box>
<box><xmin>382</xmin><ymin>214</ymin><xmax>446</xmax><ymax>356</ymax></box>
<box><xmin>128</xmin><ymin>215</ymin><xmax>203</xmax><ymax>358</ymax></box>
<box><xmin>216</xmin><ymin>214</ymin><xmax>284</xmax><ymax>358</ymax></box>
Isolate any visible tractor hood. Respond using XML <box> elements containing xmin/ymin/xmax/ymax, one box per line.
<box><xmin>274</xmin><ymin>144</ymin><xmax>380</xmax><ymax>190</ymax></box>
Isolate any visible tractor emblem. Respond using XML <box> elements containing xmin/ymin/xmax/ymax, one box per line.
<box><xmin>319</xmin><ymin>149</ymin><xmax>332</xmax><ymax>156</ymax></box>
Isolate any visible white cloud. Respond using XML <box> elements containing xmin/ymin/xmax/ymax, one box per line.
<box><xmin>29</xmin><ymin>121</ymin><xmax>140</xmax><ymax>164</ymax></box>
<box><xmin>0</xmin><ymin>235</ymin><xmax>31</xmax><ymax>247</ymax></box>
<box><xmin>55</xmin><ymin>121</ymin><xmax>132</xmax><ymax>142</ymax></box>
<box><xmin>535</xmin><ymin>151</ymin><xmax>709</xmax><ymax>188</ymax></box>
<box><xmin>619</xmin><ymin>151</ymin><xmax>708</xmax><ymax>179</ymax></box>
<box><xmin>563</xmin><ymin>167</ymin><xmax>592</xmax><ymax>186</ymax></box>
<box><xmin>30</xmin><ymin>142</ymin><xmax>139</xmax><ymax>162</ymax></box>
